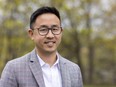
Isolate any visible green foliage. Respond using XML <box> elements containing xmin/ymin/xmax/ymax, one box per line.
<box><xmin>0</xmin><ymin>0</ymin><xmax>116</xmax><ymax>85</ymax></box>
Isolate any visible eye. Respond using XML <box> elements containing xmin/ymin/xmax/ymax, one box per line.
<box><xmin>39</xmin><ymin>27</ymin><xmax>48</xmax><ymax>32</ymax></box>
<box><xmin>52</xmin><ymin>27</ymin><xmax>59</xmax><ymax>31</ymax></box>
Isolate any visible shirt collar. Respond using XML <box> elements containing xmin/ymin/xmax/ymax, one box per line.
<box><xmin>37</xmin><ymin>53</ymin><xmax>60</xmax><ymax>67</ymax></box>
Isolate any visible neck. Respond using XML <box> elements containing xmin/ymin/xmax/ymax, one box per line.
<box><xmin>36</xmin><ymin>48</ymin><xmax>57</xmax><ymax>66</ymax></box>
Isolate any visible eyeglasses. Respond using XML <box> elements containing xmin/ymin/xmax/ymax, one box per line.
<box><xmin>33</xmin><ymin>26</ymin><xmax>62</xmax><ymax>36</ymax></box>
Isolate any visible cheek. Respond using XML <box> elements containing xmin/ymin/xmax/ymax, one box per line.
<box><xmin>34</xmin><ymin>38</ymin><xmax>44</xmax><ymax>48</ymax></box>
<box><xmin>57</xmin><ymin>35</ymin><xmax>62</xmax><ymax>43</ymax></box>
<box><xmin>33</xmin><ymin>35</ymin><xmax>43</xmax><ymax>43</ymax></box>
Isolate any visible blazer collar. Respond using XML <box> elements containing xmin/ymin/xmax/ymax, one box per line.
<box><xmin>29</xmin><ymin>49</ymin><xmax>71</xmax><ymax>87</ymax></box>
<box><xmin>29</xmin><ymin>49</ymin><xmax>45</xmax><ymax>87</ymax></box>
<box><xmin>59</xmin><ymin>55</ymin><xmax>71</xmax><ymax>87</ymax></box>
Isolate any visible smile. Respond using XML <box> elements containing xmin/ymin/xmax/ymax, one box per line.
<box><xmin>44</xmin><ymin>41</ymin><xmax>56</xmax><ymax>46</ymax></box>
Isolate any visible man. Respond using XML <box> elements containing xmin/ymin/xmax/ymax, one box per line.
<box><xmin>0</xmin><ymin>6</ymin><xmax>83</xmax><ymax>87</ymax></box>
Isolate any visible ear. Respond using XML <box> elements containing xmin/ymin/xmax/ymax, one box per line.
<box><xmin>28</xmin><ymin>29</ymin><xmax>34</xmax><ymax>40</ymax></box>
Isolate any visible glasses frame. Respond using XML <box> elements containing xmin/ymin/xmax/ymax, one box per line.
<box><xmin>33</xmin><ymin>26</ymin><xmax>63</xmax><ymax>36</ymax></box>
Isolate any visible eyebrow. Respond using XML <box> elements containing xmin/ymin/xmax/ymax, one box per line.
<box><xmin>39</xmin><ymin>25</ymin><xmax>60</xmax><ymax>28</ymax></box>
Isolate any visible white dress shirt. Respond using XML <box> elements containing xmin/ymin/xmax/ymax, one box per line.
<box><xmin>37</xmin><ymin>54</ymin><xmax>62</xmax><ymax>87</ymax></box>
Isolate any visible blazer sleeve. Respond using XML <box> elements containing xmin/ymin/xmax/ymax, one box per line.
<box><xmin>68</xmin><ymin>62</ymin><xmax>83</xmax><ymax>87</ymax></box>
<box><xmin>77</xmin><ymin>66</ymin><xmax>83</xmax><ymax>87</ymax></box>
<box><xmin>0</xmin><ymin>61</ymin><xmax>18</xmax><ymax>87</ymax></box>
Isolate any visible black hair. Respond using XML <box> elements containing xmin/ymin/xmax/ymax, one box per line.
<box><xmin>30</xmin><ymin>6</ymin><xmax>61</xmax><ymax>29</ymax></box>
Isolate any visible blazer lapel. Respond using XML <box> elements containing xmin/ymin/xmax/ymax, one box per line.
<box><xmin>29</xmin><ymin>50</ymin><xmax>45</xmax><ymax>87</ymax></box>
<box><xmin>59</xmin><ymin>57</ymin><xmax>71</xmax><ymax>87</ymax></box>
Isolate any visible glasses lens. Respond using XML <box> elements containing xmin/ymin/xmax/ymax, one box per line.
<box><xmin>39</xmin><ymin>27</ymin><xmax>48</xmax><ymax>35</ymax></box>
<box><xmin>37</xmin><ymin>26</ymin><xmax>62</xmax><ymax>36</ymax></box>
<box><xmin>52</xmin><ymin>26</ymin><xmax>61</xmax><ymax>35</ymax></box>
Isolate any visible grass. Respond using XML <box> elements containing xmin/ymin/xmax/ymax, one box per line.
<box><xmin>84</xmin><ymin>85</ymin><xmax>116</xmax><ymax>87</ymax></box>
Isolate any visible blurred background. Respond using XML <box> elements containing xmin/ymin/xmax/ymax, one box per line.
<box><xmin>0</xmin><ymin>0</ymin><xmax>116</xmax><ymax>87</ymax></box>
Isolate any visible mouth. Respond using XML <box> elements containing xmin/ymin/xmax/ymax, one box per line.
<box><xmin>44</xmin><ymin>41</ymin><xmax>56</xmax><ymax>46</ymax></box>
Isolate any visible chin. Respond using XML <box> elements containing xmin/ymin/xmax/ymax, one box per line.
<box><xmin>45</xmin><ymin>49</ymin><xmax>56</xmax><ymax>53</ymax></box>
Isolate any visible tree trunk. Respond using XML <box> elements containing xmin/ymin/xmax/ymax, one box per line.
<box><xmin>85</xmin><ymin>0</ymin><xmax>95</xmax><ymax>84</ymax></box>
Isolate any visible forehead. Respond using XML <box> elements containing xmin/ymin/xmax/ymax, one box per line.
<box><xmin>36</xmin><ymin>13</ymin><xmax>59</xmax><ymax>21</ymax></box>
<box><xmin>32</xmin><ymin>13</ymin><xmax>61</xmax><ymax>29</ymax></box>
<box><xmin>37</xmin><ymin>13</ymin><xmax>59</xmax><ymax>20</ymax></box>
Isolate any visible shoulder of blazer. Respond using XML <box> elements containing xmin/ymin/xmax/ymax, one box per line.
<box><xmin>60</xmin><ymin>56</ymin><xmax>79</xmax><ymax>67</ymax></box>
<box><xmin>5</xmin><ymin>50</ymin><xmax>35</xmax><ymax>69</ymax></box>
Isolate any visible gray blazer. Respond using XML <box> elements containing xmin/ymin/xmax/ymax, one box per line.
<box><xmin>0</xmin><ymin>49</ymin><xmax>83</xmax><ymax>87</ymax></box>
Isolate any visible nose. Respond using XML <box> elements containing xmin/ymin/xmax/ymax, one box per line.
<box><xmin>46</xmin><ymin>30</ymin><xmax>54</xmax><ymax>38</ymax></box>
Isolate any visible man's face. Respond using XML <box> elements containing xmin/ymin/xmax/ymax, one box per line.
<box><xmin>28</xmin><ymin>13</ymin><xmax>62</xmax><ymax>54</ymax></box>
